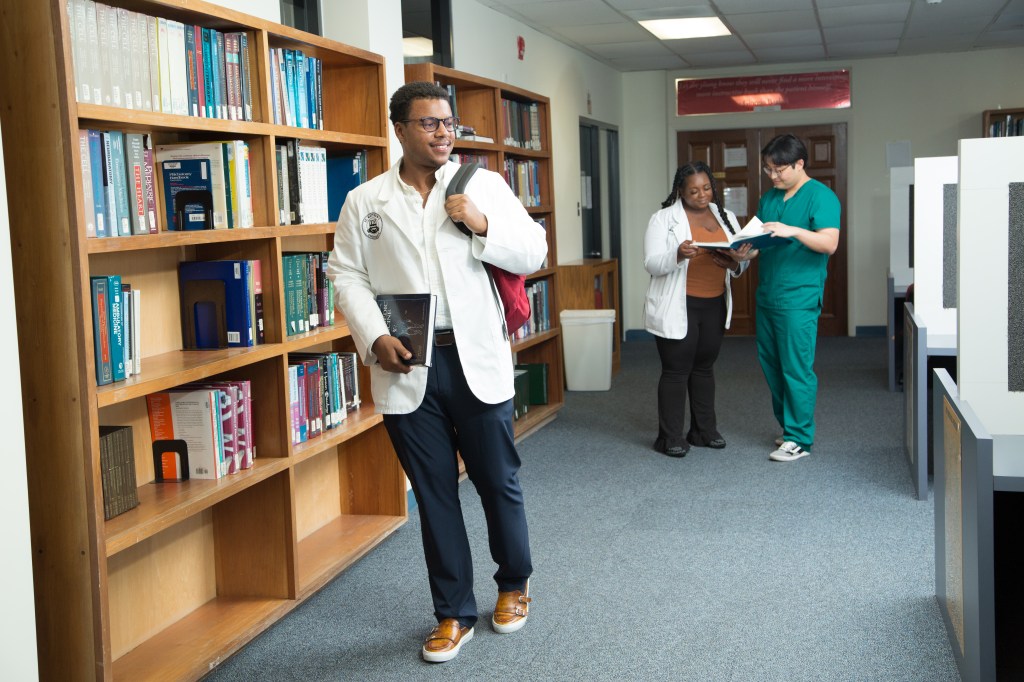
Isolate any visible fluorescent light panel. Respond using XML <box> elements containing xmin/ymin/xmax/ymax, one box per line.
<box><xmin>640</xmin><ymin>17</ymin><xmax>730</xmax><ymax>40</ymax></box>
<box><xmin>403</xmin><ymin>36</ymin><xmax>433</xmax><ymax>57</ymax></box>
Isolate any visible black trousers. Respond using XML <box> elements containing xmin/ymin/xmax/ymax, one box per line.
<box><xmin>383</xmin><ymin>342</ymin><xmax>532</xmax><ymax>630</ymax></box>
<box><xmin>654</xmin><ymin>294</ymin><xmax>727</xmax><ymax>449</ymax></box>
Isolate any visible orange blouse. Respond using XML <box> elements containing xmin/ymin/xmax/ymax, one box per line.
<box><xmin>687</xmin><ymin>222</ymin><xmax>728</xmax><ymax>298</ymax></box>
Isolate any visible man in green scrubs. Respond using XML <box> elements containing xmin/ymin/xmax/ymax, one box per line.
<box><xmin>748</xmin><ymin>134</ymin><xmax>841</xmax><ymax>462</ymax></box>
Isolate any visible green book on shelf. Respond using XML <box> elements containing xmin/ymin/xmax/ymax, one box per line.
<box><xmin>514</xmin><ymin>363</ymin><xmax>548</xmax><ymax>405</ymax></box>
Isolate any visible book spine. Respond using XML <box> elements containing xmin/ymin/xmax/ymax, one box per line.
<box><xmin>240</xmin><ymin>33</ymin><xmax>252</xmax><ymax>121</ymax></box>
<box><xmin>184</xmin><ymin>24</ymin><xmax>198</xmax><ymax>117</ymax></box>
<box><xmin>78</xmin><ymin>129</ymin><xmax>96</xmax><ymax>238</ymax></box>
<box><xmin>215</xmin><ymin>30</ymin><xmax>227</xmax><ymax>120</ymax></box>
<box><xmin>124</xmin><ymin>133</ymin><xmax>147</xmax><ymax>235</ymax></box>
<box><xmin>91</xmin><ymin>277</ymin><xmax>112</xmax><ymax>385</ymax></box>
<box><xmin>131</xmin><ymin>286</ymin><xmax>141</xmax><ymax>374</ymax></box>
<box><xmin>107</xmin><ymin>131</ymin><xmax>131</xmax><ymax>236</ymax></box>
<box><xmin>157</xmin><ymin>17</ymin><xmax>171</xmax><ymax>113</ymax></box>
<box><xmin>252</xmin><ymin>259</ymin><xmax>265</xmax><ymax>344</ymax></box>
<box><xmin>201</xmin><ymin>28</ymin><xmax>214</xmax><ymax>118</ymax></box>
<box><xmin>287</xmin><ymin>139</ymin><xmax>302</xmax><ymax>224</ymax></box>
<box><xmin>121</xmin><ymin>285</ymin><xmax>132</xmax><ymax>378</ymax></box>
<box><xmin>193</xmin><ymin>25</ymin><xmax>205</xmax><ymax>117</ymax></box>
<box><xmin>146</xmin><ymin>14</ymin><xmax>160</xmax><ymax>112</ymax></box>
<box><xmin>142</xmin><ymin>136</ymin><xmax>157</xmax><ymax>233</ymax></box>
<box><xmin>115</xmin><ymin>8</ymin><xmax>135</xmax><ymax>110</ymax></box>
<box><xmin>86</xmin><ymin>130</ymin><xmax>107</xmax><ymax>237</ymax></box>
<box><xmin>133</xmin><ymin>10</ymin><xmax>152</xmax><ymax>112</ymax></box>
<box><xmin>108</xmin><ymin>274</ymin><xmax>125</xmax><ymax>381</ymax></box>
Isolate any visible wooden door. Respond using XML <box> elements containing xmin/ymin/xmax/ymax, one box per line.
<box><xmin>677</xmin><ymin>123</ymin><xmax>848</xmax><ymax>336</ymax></box>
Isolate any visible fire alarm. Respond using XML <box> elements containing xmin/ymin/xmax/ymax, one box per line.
<box><xmin>517</xmin><ymin>36</ymin><xmax>525</xmax><ymax>60</ymax></box>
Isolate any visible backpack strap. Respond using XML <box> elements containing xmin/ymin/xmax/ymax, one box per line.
<box><xmin>445</xmin><ymin>162</ymin><xmax>479</xmax><ymax>237</ymax></box>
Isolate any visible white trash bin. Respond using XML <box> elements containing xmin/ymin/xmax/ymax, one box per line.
<box><xmin>560</xmin><ymin>309</ymin><xmax>616</xmax><ymax>391</ymax></box>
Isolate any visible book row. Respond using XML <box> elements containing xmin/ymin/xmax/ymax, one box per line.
<box><xmin>78</xmin><ymin>130</ymin><xmax>255</xmax><ymax>237</ymax></box>
<box><xmin>288</xmin><ymin>352</ymin><xmax>362</xmax><ymax>445</ymax></box>
<box><xmin>451</xmin><ymin>153</ymin><xmax>491</xmax><ymax>169</ymax></box>
<box><xmin>283</xmin><ymin>252</ymin><xmax>336</xmax><ymax>337</ymax></box>
<box><xmin>268</xmin><ymin>47</ymin><xmax>325</xmax><ymax>130</ymax></box>
<box><xmin>501</xmin><ymin>99</ymin><xmax>543</xmax><ymax>151</ymax></box>
<box><xmin>98</xmin><ymin>425</ymin><xmax>140</xmax><ymax>519</ymax></box>
<box><xmin>147</xmin><ymin>380</ymin><xmax>254</xmax><ymax>480</ymax></box>
<box><xmin>988</xmin><ymin>114</ymin><xmax>1024</xmax><ymax>138</ymax></box>
<box><xmin>510</xmin><ymin>278</ymin><xmax>552</xmax><ymax>341</ymax></box>
<box><xmin>67</xmin><ymin>0</ymin><xmax>255</xmax><ymax>121</ymax></box>
<box><xmin>502</xmin><ymin>158</ymin><xmax>543</xmax><ymax>207</ymax></box>
<box><xmin>90</xmin><ymin>274</ymin><xmax>142</xmax><ymax>386</ymax></box>
<box><xmin>512</xmin><ymin>362</ymin><xmax>550</xmax><ymax>421</ymax></box>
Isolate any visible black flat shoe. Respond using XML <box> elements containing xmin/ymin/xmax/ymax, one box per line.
<box><xmin>654</xmin><ymin>438</ymin><xmax>689</xmax><ymax>458</ymax></box>
<box><xmin>707</xmin><ymin>438</ymin><xmax>726</xmax><ymax>449</ymax></box>
<box><xmin>686</xmin><ymin>433</ymin><xmax>726</xmax><ymax>449</ymax></box>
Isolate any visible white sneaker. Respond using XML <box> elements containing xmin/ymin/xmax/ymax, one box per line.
<box><xmin>769</xmin><ymin>441</ymin><xmax>810</xmax><ymax>462</ymax></box>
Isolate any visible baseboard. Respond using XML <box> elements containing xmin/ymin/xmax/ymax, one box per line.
<box><xmin>855</xmin><ymin>326</ymin><xmax>886</xmax><ymax>337</ymax></box>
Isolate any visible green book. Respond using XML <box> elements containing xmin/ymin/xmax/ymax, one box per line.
<box><xmin>514</xmin><ymin>363</ymin><xmax>548</xmax><ymax>405</ymax></box>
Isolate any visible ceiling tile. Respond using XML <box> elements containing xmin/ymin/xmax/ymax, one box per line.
<box><xmin>724</xmin><ymin>10</ymin><xmax>820</xmax><ymax>34</ymax></box>
<box><xmin>898</xmin><ymin>34</ymin><xmax>977</xmax><ymax>54</ymax></box>
<box><xmin>903</xmin><ymin>15</ymin><xmax>990</xmax><ymax>38</ymax></box>
<box><xmin>502</xmin><ymin>0</ymin><xmax>624</xmax><ymax>26</ymax></box>
<box><xmin>665</xmin><ymin>34</ymin><xmax>747</xmax><ymax>55</ymax></box>
<box><xmin>556</xmin><ymin>22</ymin><xmax>654</xmax><ymax>44</ymax></box>
<box><xmin>975</xmin><ymin>27</ymin><xmax>1024</xmax><ymax>46</ymax></box>
<box><xmin>681</xmin><ymin>51</ymin><xmax>759</xmax><ymax>67</ymax></box>
<box><xmin>818</xmin><ymin>3</ymin><xmax>911</xmax><ymax>28</ymax></box>
<box><xmin>588</xmin><ymin>40</ymin><xmax>678</xmax><ymax>59</ymax></box>
<box><xmin>752</xmin><ymin>45</ymin><xmax>828</xmax><ymax>62</ymax></box>
<box><xmin>609</xmin><ymin>54</ymin><xmax>690</xmax><ymax>71</ymax></box>
<box><xmin>713</xmin><ymin>0</ymin><xmax>812</xmax><ymax>12</ymax></box>
<box><xmin>827</xmin><ymin>39</ymin><xmax>899</xmax><ymax>58</ymax></box>
<box><xmin>743</xmin><ymin>29</ymin><xmax>823</xmax><ymax>49</ymax></box>
<box><xmin>814</xmin><ymin>0</ymin><xmax>904</xmax><ymax>7</ymax></box>
<box><xmin>604</xmin><ymin>0</ymin><xmax>712</xmax><ymax>10</ymax></box>
<box><xmin>823</xmin><ymin>23</ymin><xmax>904</xmax><ymax>43</ymax></box>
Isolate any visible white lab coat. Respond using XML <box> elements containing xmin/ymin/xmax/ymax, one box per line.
<box><xmin>327</xmin><ymin>159</ymin><xmax>548</xmax><ymax>414</ymax></box>
<box><xmin>642</xmin><ymin>199</ymin><xmax>748</xmax><ymax>339</ymax></box>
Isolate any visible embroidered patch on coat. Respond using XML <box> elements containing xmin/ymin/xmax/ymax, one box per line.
<box><xmin>362</xmin><ymin>212</ymin><xmax>383</xmax><ymax>240</ymax></box>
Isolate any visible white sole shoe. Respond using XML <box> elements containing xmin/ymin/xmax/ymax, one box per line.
<box><xmin>769</xmin><ymin>441</ymin><xmax>810</xmax><ymax>462</ymax></box>
<box><xmin>492</xmin><ymin>579</ymin><xmax>530</xmax><ymax>634</ymax></box>
<box><xmin>422</xmin><ymin>626</ymin><xmax>473</xmax><ymax>663</ymax></box>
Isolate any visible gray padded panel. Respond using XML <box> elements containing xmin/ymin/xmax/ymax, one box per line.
<box><xmin>1010</xmin><ymin>182</ymin><xmax>1023</xmax><ymax>392</ymax></box>
<box><xmin>943</xmin><ymin>183</ymin><xmax>958</xmax><ymax>309</ymax></box>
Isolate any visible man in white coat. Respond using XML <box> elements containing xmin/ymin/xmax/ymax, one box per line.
<box><xmin>327</xmin><ymin>82</ymin><xmax>547</xmax><ymax>663</ymax></box>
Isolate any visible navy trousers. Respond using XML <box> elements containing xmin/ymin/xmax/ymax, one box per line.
<box><xmin>383</xmin><ymin>342</ymin><xmax>532</xmax><ymax>629</ymax></box>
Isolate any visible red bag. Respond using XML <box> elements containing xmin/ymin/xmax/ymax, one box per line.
<box><xmin>447</xmin><ymin>163</ymin><xmax>531</xmax><ymax>337</ymax></box>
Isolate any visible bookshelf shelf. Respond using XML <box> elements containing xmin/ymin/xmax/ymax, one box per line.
<box><xmin>0</xmin><ymin>1</ymin><xmax>406</xmax><ymax>679</ymax></box>
<box><xmin>982</xmin><ymin>107</ymin><xmax>1024</xmax><ymax>137</ymax></box>
<box><xmin>405</xmin><ymin>62</ymin><xmax>564</xmax><ymax>437</ymax></box>
<box><xmin>104</xmin><ymin>456</ymin><xmax>289</xmax><ymax>556</ymax></box>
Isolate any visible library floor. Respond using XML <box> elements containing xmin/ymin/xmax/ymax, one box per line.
<box><xmin>204</xmin><ymin>337</ymin><xmax>959</xmax><ymax>681</ymax></box>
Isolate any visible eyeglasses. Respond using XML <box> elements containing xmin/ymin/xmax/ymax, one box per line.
<box><xmin>762</xmin><ymin>164</ymin><xmax>792</xmax><ymax>177</ymax></box>
<box><xmin>401</xmin><ymin>116</ymin><xmax>460</xmax><ymax>132</ymax></box>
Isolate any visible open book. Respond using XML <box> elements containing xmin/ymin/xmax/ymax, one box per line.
<box><xmin>692</xmin><ymin>216</ymin><xmax>790</xmax><ymax>250</ymax></box>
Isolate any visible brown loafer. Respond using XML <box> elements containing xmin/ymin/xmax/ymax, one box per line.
<box><xmin>422</xmin><ymin>618</ymin><xmax>473</xmax><ymax>663</ymax></box>
<box><xmin>491</xmin><ymin>579</ymin><xmax>531</xmax><ymax>634</ymax></box>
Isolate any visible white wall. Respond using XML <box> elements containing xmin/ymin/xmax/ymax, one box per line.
<box><xmin>451</xmin><ymin>0</ymin><xmax>623</xmax><ymax>266</ymax></box>
<box><xmin>622</xmin><ymin>47</ymin><xmax>1024</xmax><ymax>334</ymax></box>
<box><xmin>0</xmin><ymin>121</ymin><xmax>39</xmax><ymax>679</ymax></box>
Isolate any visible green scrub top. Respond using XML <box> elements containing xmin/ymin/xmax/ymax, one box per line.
<box><xmin>756</xmin><ymin>178</ymin><xmax>841</xmax><ymax>310</ymax></box>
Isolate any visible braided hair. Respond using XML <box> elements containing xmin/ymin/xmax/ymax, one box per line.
<box><xmin>661</xmin><ymin>160</ymin><xmax>736</xmax><ymax>236</ymax></box>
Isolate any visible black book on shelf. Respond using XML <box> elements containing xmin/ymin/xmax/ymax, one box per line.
<box><xmin>375</xmin><ymin>293</ymin><xmax>437</xmax><ymax>367</ymax></box>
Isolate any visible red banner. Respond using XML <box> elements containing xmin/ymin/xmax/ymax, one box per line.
<box><xmin>677</xmin><ymin>70</ymin><xmax>850</xmax><ymax>116</ymax></box>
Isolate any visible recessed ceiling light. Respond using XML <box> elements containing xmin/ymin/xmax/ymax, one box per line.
<box><xmin>639</xmin><ymin>17</ymin><xmax>731</xmax><ymax>40</ymax></box>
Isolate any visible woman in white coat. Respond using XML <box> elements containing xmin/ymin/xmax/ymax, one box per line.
<box><xmin>643</xmin><ymin>161</ymin><xmax>748</xmax><ymax>457</ymax></box>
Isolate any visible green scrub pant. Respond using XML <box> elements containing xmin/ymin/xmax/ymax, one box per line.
<box><xmin>756</xmin><ymin>306</ymin><xmax>820</xmax><ymax>451</ymax></box>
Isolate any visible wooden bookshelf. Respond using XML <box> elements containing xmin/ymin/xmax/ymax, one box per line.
<box><xmin>405</xmin><ymin>63</ymin><xmax>564</xmax><ymax>438</ymax></box>
<box><xmin>982</xmin><ymin>107</ymin><xmax>1024</xmax><ymax>137</ymax></box>
<box><xmin>558</xmin><ymin>258</ymin><xmax>621</xmax><ymax>374</ymax></box>
<box><xmin>0</xmin><ymin>1</ymin><xmax>406</xmax><ymax>679</ymax></box>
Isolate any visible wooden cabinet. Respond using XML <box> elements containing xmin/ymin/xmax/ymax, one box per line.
<box><xmin>0</xmin><ymin>1</ymin><xmax>406</xmax><ymax>679</ymax></box>
<box><xmin>557</xmin><ymin>259</ymin><xmax>621</xmax><ymax>374</ymax></box>
<box><xmin>405</xmin><ymin>63</ymin><xmax>564</xmax><ymax>440</ymax></box>
<box><xmin>983</xmin><ymin>107</ymin><xmax>1024</xmax><ymax>137</ymax></box>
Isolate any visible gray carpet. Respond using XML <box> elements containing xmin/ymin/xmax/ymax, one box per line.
<box><xmin>204</xmin><ymin>337</ymin><xmax>959</xmax><ymax>681</ymax></box>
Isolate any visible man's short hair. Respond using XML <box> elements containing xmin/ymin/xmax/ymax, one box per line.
<box><xmin>389</xmin><ymin>81</ymin><xmax>450</xmax><ymax>124</ymax></box>
<box><xmin>761</xmin><ymin>134</ymin><xmax>808</xmax><ymax>167</ymax></box>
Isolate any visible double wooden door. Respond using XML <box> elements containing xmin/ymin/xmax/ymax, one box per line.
<box><xmin>677</xmin><ymin>124</ymin><xmax>848</xmax><ymax>336</ymax></box>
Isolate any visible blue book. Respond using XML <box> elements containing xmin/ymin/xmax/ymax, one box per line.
<box><xmin>90</xmin><ymin>277</ymin><xmax>113</xmax><ymax>385</ymax></box>
<box><xmin>87</xmin><ymin>130</ymin><xmax>108</xmax><ymax>238</ymax></box>
<box><xmin>178</xmin><ymin>260</ymin><xmax>254</xmax><ymax>348</ymax></box>
<box><xmin>201</xmin><ymin>28</ymin><xmax>215</xmax><ymax>118</ymax></box>
<box><xmin>161</xmin><ymin>158</ymin><xmax>213</xmax><ymax>230</ymax></box>
<box><xmin>106</xmin><ymin>131</ymin><xmax>131</xmax><ymax>236</ymax></box>
<box><xmin>107</xmin><ymin>275</ymin><xmax>126</xmax><ymax>381</ymax></box>
<box><xmin>285</xmin><ymin>49</ymin><xmax>298</xmax><ymax>127</ymax></box>
<box><xmin>326</xmin><ymin>152</ymin><xmax>364</xmax><ymax>224</ymax></box>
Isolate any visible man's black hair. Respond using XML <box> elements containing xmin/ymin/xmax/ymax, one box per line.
<box><xmin>761</xmin><ymin>133</ymin><xmax>808</xmax><ymax>167</ymax></box>
<box><xmin>389</xmin><ymin>81</ymin><xmax>451</xmax><ymax>124</ymax></box>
